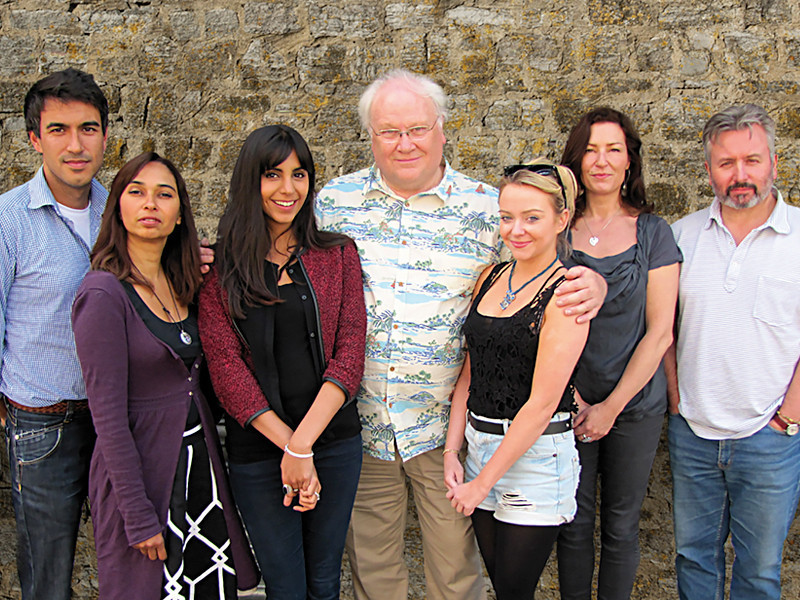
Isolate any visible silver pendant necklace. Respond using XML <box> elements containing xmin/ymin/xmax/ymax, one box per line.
<box><xmin>583</xmin><ymin>209</ymin><xmax>621</xmax><ymax>247</ymax></box>
<box><xmin>151</xmin><ymin>284</ymin><xmax>192</xmax><ymax>346</ymax></box>
<box><xmin>500</xmin><ymin>256</ymin><xmax>559</xmax><ymax>310</ymax></box>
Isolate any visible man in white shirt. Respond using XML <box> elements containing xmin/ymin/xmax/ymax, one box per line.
<box><xmin>666</xmin><ymin>104</ymin><xmax>800</xmax><ymax>600</ymax></box>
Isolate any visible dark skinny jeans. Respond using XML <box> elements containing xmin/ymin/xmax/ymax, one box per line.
<box><xmin>556</xmin><ymin>413</ymin><xmax>663</xmax><ymax>600</ymax></box>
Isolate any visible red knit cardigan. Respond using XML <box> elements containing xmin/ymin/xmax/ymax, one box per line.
<box><xmin>198</xmin><ymin>242</ymin><xmax>366</xmax><ymax>427</ymax></box>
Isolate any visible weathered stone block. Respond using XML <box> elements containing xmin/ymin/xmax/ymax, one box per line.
<box><xmin>681</xmin><ymin>51</ymin><xmax>710</xmax><ymax>76</ymax></box>
<box><xmin>587</xmin><ymin>0</ymin><xmax>651</xmax><ymax>25</ymax></box>
<box><xmin>297</xmin><ymin>45</ymin><xmax>349</xmax><ymax>83</ymax></box>
<box><xmin>10</xmin><ymin>9</ymin><xmax>81</xmax><ymax>33</ymax></box>
<box><xmin>445</xmin><ymin>6</ymin><xmax>513</xmax><ymax>27</ymax></box>
<box><xmin>455</xmin><ymin>135</ymin><xmax>500</xmax><ymax>173</ymax></box>
<box><xmin>647</xmin><ymin>182</ymin><xmax>689</xmax><ymax>216</ymax></box>
<box><xmin>40</xmin><ymin>34</ymin><xmax>90</xmax><ymax>73</ymax></box>
<box><xmin>577</xmin><ymin>29</ymin><xmax>631</xmax><ymax>75</ymax></box>
<box><xmin>724</xmin><ymin>32</ymin><xmax>776</xmax><ymax>73</ymax></box>
<box><xmin>660</xmin><ymin>96</ymin><xmax>715</xmax><ymax>142</ymax></box>
<box><xmin>243</xmin><ymin>2</ymin><xmax>302</xmax><ymax>35</ymax></box>
<box><xmin>204</xmin><ymin>8</ymin><xmax>239</xmax><ymax>34</ymax></box>
<box><xmin>0</xmin><ymin>37</ymin><xmax>37</xmax><ymax>78</ymax></box>
<box><xmin>484</xmin><ymin>100</ymin><xmax>521</xmax><ymax>131</ymax></box>
<box><xmin>385</xmin><ymin>3</ymin><xmax>435</xmax><ymax>29</ymax></box>
<box><xmin>635</xmin><ymin>34</ymin><xmax>673</xmax><ymax>72</ymax></box>
<box><xmin>308</xmin><ymin>0</ymin><xmax>381</xmax><ymax>39</ymax></box>
<box><xmin>169</xmin><ymin>10</ymin><xmax>200</xmax><ymax>42</ymax></box>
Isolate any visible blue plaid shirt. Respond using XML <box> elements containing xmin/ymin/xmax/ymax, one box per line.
<box><xmin>0</xmin><ymin>168</ymin><xmax>107</xmax><ymax>407</ymax></box>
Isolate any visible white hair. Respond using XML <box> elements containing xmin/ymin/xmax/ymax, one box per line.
<box><xmin>357</xmin><ymin>69</ymin><xmax>449</xmax><ymax>130</ymax></box>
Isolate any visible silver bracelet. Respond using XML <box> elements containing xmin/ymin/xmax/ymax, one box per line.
<box><xmin>284</xmin><ymin>444</ymin><xmax>314</xmax><ymax>459</ymax></box>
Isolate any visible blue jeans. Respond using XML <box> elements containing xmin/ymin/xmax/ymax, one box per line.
<box><xmin>229</xmin><ymin>435</ymin><xmax>362</xmax><ymax>600</ymax></box>
<box><xmin>4</xmin><ymin>401</ymin><xmax>95</xmax><ymax>600</ymax></box>
<box><xmin>669</xmin><ymin>413</ymin><xmax>800</xmax><ymax>600</ymax></box>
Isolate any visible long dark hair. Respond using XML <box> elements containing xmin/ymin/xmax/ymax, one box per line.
<box><xmin>560</xmin><ymin>107</ymin><xmax>651</xmax><ymax>220</ymax></box>
<box><xmin>91</xmin><ymin>152</ymin><xmax>202</xmax><ymax>304</ymax></box>
<box><xmin>217</xmin><ymin>124</ymin><xmax>349</xmax><ymax>318</ymax></box>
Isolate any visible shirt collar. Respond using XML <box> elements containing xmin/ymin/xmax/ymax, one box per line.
<box><xmin>706</xmin><ymin>189</ymin><xmax>789</xmax><ymax>235</ymax></box>
<box><xmin>27</xmin><ymin>166</ymin><xmax>105</xmax><ymax>213</ymax></box>
<box><xmin>363</xmin><ymin>160</ymin><xmax>461</xmax><ymax>204</ymax></box>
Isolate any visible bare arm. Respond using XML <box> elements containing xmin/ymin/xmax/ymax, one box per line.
<box><xmin>574</xmin><ymin>263</ymin><xmax>680</xmax><ymax>439</ymax></box>
<box><xmin>447</xmin><ymin>293</ymin><xmax>589</xmax><ymax>515</ymax></box>
<box><xmin>554</xmin><ymin>265</ymin><xmax>608</xmax><ymax>323</ymax></box>
<box><xmin>443</xmin><ymin>264</ymin><xmax>494</xmax><ymax>491</ymax></box>
<box><xmin>444</xmin><ymin>353</ymin><xmax>471</xmax><ymax>491</ymax></box>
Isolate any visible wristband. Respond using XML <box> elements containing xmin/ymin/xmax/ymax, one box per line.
<box><xmin>284</xmin><ymin>444</ymin><xmax>314</xmax><ymax>459</ymax></box>
<box><xmin>442</xmin><ymin>448</ymin><xmax>459</xmax><ymax>456</ymax></box>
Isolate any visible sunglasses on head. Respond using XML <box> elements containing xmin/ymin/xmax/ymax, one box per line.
<box><xmin>503</xmin><ymin>163</ymin><xmax>567</xmax><ymax>200</ymax></box>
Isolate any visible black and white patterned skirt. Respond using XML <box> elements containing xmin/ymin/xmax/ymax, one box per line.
<box><xmin>162</xmin><ymin>422</ymin><xmax>237</xmax><ymax>600</ymax></box>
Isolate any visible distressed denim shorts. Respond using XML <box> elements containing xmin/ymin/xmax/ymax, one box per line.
<box><xmin>465</xmin><ymin>412</ymin><xmax>580</xmax><ymax>526</ymax></box>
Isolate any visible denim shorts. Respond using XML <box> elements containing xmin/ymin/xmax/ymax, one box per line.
<box><xmin>464</xmin><ymin>413</ymin><xmax>580</xmax><ymax>526</ymax></box>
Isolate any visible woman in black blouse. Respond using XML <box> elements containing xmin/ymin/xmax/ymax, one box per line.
<box><xmin>444</xmin><ymin>160</ymin><xmax>589</xmax><ymax>599</ymax></box>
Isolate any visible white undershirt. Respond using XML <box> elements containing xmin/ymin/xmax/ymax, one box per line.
<box><xmin>57</xmin><ymin>203</ymin><xmax>92</xmax><ymax>248</ymax></box>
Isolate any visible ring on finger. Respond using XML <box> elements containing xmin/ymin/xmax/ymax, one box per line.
<box><xmin>314</xmin><ymin>491</ymin><xmax>321</xmax><ymax>501</ymax></box>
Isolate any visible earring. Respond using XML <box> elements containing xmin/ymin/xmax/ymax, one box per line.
<box><xmin>621</xmin><ymin>170</ymin><xmax>630</xmax><ymax>197</ymax></box>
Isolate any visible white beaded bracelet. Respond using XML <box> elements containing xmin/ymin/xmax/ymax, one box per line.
<box><xmin>284</xmin><ymin>444</ymin><xmax>314</xmax><ymax>459</ymax></box>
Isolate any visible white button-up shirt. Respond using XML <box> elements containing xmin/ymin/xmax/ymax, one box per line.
<box><xmin>672</xmin><ymin>192</ymin><xmax>800</xmax><ymax>439</ymax></box>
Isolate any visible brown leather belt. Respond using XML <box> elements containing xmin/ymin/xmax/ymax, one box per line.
<box><xmin>468</xmin><ymin>412</ymin><xmax>572</xmax><ymax>436</ymax></box>
<box><xmin>5</xmin><ymin>397</ymin><xmax>89</xmax><ymax>415</ymax></box>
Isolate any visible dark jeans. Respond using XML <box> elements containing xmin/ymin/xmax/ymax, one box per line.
<box><xmin>4</xmin><ymin>401</ymin><xmax>95</xmax><ymax>600</ymax></box>
<box><xmin>229</xmin><ymin>434</ymin><xmax>362</xmax><ymax>600</ymax></box>
<box><xmin>556</xmin><ymin>414</ymin><xmax>663</xmax><ymax>600</ymax></box>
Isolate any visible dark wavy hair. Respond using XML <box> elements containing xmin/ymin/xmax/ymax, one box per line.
<box><xmin>91</xmin><ymin>152</ymin><xmax>202</xmax><ymax>304</ymax></box>
<box><xmin>216</xmin><ymin>124</ymin><xmax>350</xmax><ymax>318</ymax></box>
<box><xmin>25</xmin><ymin>68</ymin><xmax>109</xmax><ymax>136</ymax></box>
<box><xmin>560</xmin><ymin>107</ymin><xmax>651</xmax><ymax>220</ymax></box>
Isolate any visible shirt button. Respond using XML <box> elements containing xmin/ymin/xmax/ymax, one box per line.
<box><xmin>189</xmin><ymin>391</ymin><xmax>193</xmax><ymax>396</ymax></box>
<box><xmin>389</xmin><ymin>366</ymin><xmax>395</xmax><ymax>372</ymax></box>
<box><xmin>188</xmin><ymin>377</ymin><xmax>192</xmax><ymax>382</ymax></box>
<box><xmin>398</xmin><ymin>282</ymin><xmax>404</xmax><ymax>287</ymax></box>
<box><xmin>288</xmin><ymin>268</ymin><xmax>294</xmax><ymax>274</ymax></box>
<box><xmin>393</xmin><ymin>324</ymin><xmax>398</xmax><ymax>329</ymax></box>
<box><xmin>401</xmin><ymin>240</ymin><xmax>407</xmax><ymax>245</ymax></box>
<box><xmin>310</xmin><ymin>332</ymin><xmax>316</xmax><ymax>338</ymax></box>
<box><xmin>301</xmin><ymin>295</ymin><xmax>307</xmax><ymax>300</ymax></box>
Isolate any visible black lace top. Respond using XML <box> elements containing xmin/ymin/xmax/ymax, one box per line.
<box><xmin>463</xmin><ymin>262</ymin><xmax>577</xmax><ymax>420</ymax></box>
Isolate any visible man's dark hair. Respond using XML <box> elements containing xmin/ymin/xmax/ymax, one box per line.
<box><xmin>24</xmin><ymin>68</ymin><xmax>109</xmax><ymax>136</ymax></box>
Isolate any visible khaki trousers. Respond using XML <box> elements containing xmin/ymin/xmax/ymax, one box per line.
<box><xmin>345</xmin><ymin>446</ymin><xmax>487</xmax><ymax>600</ymax></box>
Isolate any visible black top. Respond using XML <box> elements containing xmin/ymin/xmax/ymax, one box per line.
<box><xmin>463</xmin><ymin>263</ymin><xmax>576</xmax><ymax>420</ymax></box>
<box><xmin>122</xmin><ymin>280</ymin><xmax>201</xmax><ymax>427</ymax></box>
<box><xmin>567</xmin><ymin>213</ymin><xmax>683</xmax><ymax>420</ymax></box>
<box><xmin>225</xmin><ymin>260</ymin><xmax>361</xmax><ymax>463</ymax></box>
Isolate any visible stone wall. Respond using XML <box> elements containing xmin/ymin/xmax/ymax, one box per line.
<box><xmin>1</xmin><ymin>1</ymin><xmax>800</xmax><ymax>598</ymax></box>
<box><xmin>2</xmin><ymin>0</ymin><xmax>800</xmax><ymax>235</ymax></box>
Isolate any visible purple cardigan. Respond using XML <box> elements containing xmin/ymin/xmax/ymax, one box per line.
<box><xmin>72</xmin><ymin>270</ymin><xmax>258</xmax><ymax>600</ymax></box>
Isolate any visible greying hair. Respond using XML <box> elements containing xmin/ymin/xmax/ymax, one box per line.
<box><xmin>358</xmin><ymin>69</ymin><xmax>449</xmax><ymax>130</ymax></box>
<box><xmin>703</xmin><ymin>104</ymin><xmax>776</xmax><ymax>163</ymax></box>
<box><xmin>499</xmin><ymin>159</ymin><xmax>578</xmax><ymax>260</ymax></box>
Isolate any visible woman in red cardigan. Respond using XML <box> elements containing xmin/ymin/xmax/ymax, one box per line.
<box><xmin>199</xmin><ymin>125</ymin><xmax>367</xmax><ymax>600</ymax></box>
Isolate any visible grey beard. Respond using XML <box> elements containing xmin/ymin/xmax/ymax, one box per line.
<box><xmin>716</xmin><ymin>181</ymin><xmax>773</xmax><ymax>210</ymax></box>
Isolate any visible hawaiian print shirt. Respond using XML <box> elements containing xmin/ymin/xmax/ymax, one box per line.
<box><xmin>316</xmin><ymin>163</ymin><xmax>503</xmax><ymax>461</ymax></box>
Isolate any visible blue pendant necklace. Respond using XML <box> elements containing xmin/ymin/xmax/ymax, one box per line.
<box><xmin>499</xmin><ymin>256</ymin><xmax>559</xmax><ymax>310</ymax></box>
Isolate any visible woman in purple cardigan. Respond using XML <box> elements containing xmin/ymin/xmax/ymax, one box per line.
<box><xmin>198</xmin><ymin>125</ymin><xmax>367</xmax><ymax>600</ymax></box>
<box><xmin>72</xmin><ymin>152</ymin><xmax>258</xmax><ymax>600</ymax></box>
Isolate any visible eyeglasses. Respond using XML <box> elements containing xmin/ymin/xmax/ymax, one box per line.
<box><xmin>371</xmin><ymin>118</ymin><xmax>440</xmax><ymax>143</ymax></box>
<box><xmin>503</xmin><ymin>163</ymin><xmax>567</xmax><ymax>200</ymax></box>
